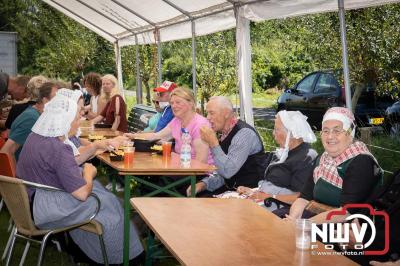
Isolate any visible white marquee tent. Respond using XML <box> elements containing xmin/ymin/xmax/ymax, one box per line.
<box><xmin>43</xmin><ymin>0</ymin><xmax>400</xmax><ymax>125</ymax></box>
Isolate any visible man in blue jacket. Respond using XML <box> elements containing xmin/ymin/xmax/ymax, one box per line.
<box><xmin>153</xmin><ymin>80</ymin><xmax>177</xmax><ymax>132</ymax></box>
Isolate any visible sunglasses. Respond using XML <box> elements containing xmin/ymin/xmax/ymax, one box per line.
<box><xmin>155</xmin><ymin>91</ymin><xmax>167</xmax><ymax>97</ymax></box>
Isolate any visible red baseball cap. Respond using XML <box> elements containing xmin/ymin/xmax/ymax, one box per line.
<box><xmin>153</xmin><ymin>81</ymin><xmax>177</xmax><ymax>93</ymax></box>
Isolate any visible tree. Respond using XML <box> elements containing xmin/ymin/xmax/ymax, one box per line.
<box><xmin>196</xmin><ymin>31</ymin><xmax>236</xmax><ymax>112</ymax></box>
<box><xmin>122</xmin><ymin>44</ymin><xmax>159</xmax><ymax>104</ymax></box>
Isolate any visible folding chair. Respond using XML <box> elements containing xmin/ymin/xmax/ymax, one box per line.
<box><xmin>0</xmin><ymin>152</ymin><xmax>16</xmax><ymax>261</ymax></box>
<box><xmin>0</xmin><ymin>175</ymin><xmax>108</xmax><ymax>266</ymax></box>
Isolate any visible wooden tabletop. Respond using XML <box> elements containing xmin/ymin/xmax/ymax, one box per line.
<box><xmin>80</xmin><ymin>129</ymin><xmax>121</xmax><ymax>138</ymax></box>
<box><xmin>130</xmin><ymin>198</ymin><xmax>357</xmax><ymax>266</ymax></box>
<box><xmin>79</xmin><ymin>120</ymin><xmax>121</xmax><ymax>138</ymax></box>
<box><xmin>97</xmin><ymin>152</ymin><xmax>216</xmax><ymax>176</ymax></box>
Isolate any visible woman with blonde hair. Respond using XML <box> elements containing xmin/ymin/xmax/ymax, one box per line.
<box><xmin>126</xmin><ymin>87</ymin><xmax>213</xmax><ymax>164</ymax></box>
<box><xmin>100</xmin><ymin>74</ymin><xmax>119</xmax><ymax>101</ymax></box>
<box><xmin>91</xmin><ymin>74</ymin><xmax>128</xmax><ymax>132</ymax></box>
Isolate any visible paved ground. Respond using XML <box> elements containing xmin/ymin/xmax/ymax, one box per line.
<box><xmin>233</xmin><ymin>107</ymin><xmax>276</xmax><ymax>121</ymax></box>
<box><xmin>253</xmin><ymin>107</ymin><xmax>276</xmax><ymax>120</ymax></box>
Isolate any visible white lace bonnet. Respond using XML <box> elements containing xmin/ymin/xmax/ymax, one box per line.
<box><xmin>32</xmin><ymin>94</ymin><xmax>78</xmax><ymax>137</ymax></box>
<box><xmin>277</xmin><ymin>110</ymin><xmax>317</xmax><ymax>143</ymax></box>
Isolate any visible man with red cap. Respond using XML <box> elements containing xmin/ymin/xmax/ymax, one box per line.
<box><xmin>153</xmin><ymin>80</ymin><xmax>177</xmax><ymax>132</ymax></box>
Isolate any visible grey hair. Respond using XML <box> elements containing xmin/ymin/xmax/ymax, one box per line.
<box><xmin>208</xmin><ymin>96</ymin><xmax>234</xmax><ymax>113</ymax></box>
<box><xmin>27</xmin><ymin>75</ymin><xmax>49</xmax><ymax>101</ymax></box>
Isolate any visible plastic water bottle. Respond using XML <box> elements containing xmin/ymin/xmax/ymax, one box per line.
<box><xmin>180</xmin><ymin>128</ymin><xmax>191</xmax><ymax>168</ymax></box>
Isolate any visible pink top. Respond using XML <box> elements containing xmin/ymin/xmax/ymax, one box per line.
<box><xmin>168</xmin><ymin>113</ymin><xmax>214</xmax><ymax>165</ymax></box>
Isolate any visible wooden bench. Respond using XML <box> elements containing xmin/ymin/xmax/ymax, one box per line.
<box><xmin>127</xmin><ymin>104</ymin><xmax>157</xmax><ymax>132</ymax></box>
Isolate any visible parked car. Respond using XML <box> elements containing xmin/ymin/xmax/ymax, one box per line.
<box><xmin>384</xmin><ymin>100</ymin><xmax>400</xmax><ymax>135</ymax></box>
<box><xmin>277</xmin><ymin>71</ymin><xmax>394</xmax><ymax>129</ymax></box>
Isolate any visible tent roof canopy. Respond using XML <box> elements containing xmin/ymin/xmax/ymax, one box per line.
<box><xmin>43</xmin><ymin>0</ymin><xmax>399</xmax><ymax>46</ymax></box>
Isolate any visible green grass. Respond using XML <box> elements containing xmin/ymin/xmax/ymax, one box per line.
<box><xmin>0</xmin><ymin>210</ymin><xmax>75</xmax><ymax>266</ymax></box>
<box><xmin>226</xmin><ymin>90</ymin><xmax>280</xmax><ymax>108</ymax></box>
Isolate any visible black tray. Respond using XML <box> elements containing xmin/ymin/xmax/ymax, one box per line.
<box><xmin>94</xmin><ymin>123</ymin><xmax>112</xmax><ymax>128</ymax></box>
<box><xmin>133</xmin><ymin>139</ymin><xmax>160</xmax><ymax>152</ymax></box>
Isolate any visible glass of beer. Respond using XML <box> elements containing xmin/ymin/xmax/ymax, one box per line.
<box><xmin>162</xmin><ymin>141</ymin><xmax>172</xmax><ymax>158</ymax></box>
<box><xmin>124</xmin><ymin>146</ymin><xmax>135</xmax><ymax>167</ymax></box>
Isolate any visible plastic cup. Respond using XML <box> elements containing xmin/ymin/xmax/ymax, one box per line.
<box><xmin>296</xmin><ymin>219</ymin><xmax>311</xmax><ymax>250</ymax></box>
<box><xmin>162</xmin><ymin>141</ymin><xmax>172</xmax><ymax>157</ymax></box>
<box><xmin>124</xmin><ymin>147</ymin><xmax>135</xmax><ymax>167</ymax></box>
<box><xmin>123</xmin><ymin>140</ymin><xmax>134</xmax><ymax>147</ymax></box>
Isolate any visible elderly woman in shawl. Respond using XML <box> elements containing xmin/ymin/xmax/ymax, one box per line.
<box><xmin>237</xmin><ymin>110</ymin><xmax>318</xmax><ymax>206</ymax></box>
<box><xmin>285</xmin><ymin>107</ymin><xmax>382</xmax><ymax>224</ymax></box>
<box><xmin>16</xmin><ymin>94</ymin><xmax>143</xmax><ymax>264</ymax></box>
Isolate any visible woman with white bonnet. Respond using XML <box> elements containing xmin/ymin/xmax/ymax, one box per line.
<box><xmin>285</xmin><ymin>107</ymin><xmax>382</xmax><ymax>223</ymax></box>
<box><xmin>57</xmin><ymin>88</ymin><xmax>126</xmax><ymax>165</ymax></box>
<box><xmin>16</xmin><ymin>94</ymin><xmax>144</xmax><ymax>264</ymax></box>
<box><xmin>237</xmin><ymin>110</ymin><xmax>317</xmax><ymax>205</ymax></box>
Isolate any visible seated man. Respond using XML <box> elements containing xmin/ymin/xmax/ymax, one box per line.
<box><xmin>0</xmin><ymin>73</ymin><xmax>30</xmax><ymax>102</ymax></box>
<box><xmin>141</xmin><ymin>98</ymin><xmax>162</xmax><ymax>132</ymax></box>
<box><xmin>5</xmin><ymin>75</ymin><xmax>48</xmax><ymax>131</ymax></box>
<box><xmin>153</xmin><ymin>80</ymin><xmax>177</xmax><ymax>132</ymax></box>
<box><xmin>237</xmin><ymin>110</ymin><xmax>318</xmax><ymax>205</ymax></box>
<box><xmin>0</xmin><ymin>82</ymin><xmax>58</xmax><ymax>164</ymax></box>
<box><xmin>187</xmin><ymin>96</ymin><xmax>268</xmax><ymax>196</ymax></box>
<box><xmin>0</xmin><ymin>74</ymin><xmax>31</xmax><ymax>129</ymax></box>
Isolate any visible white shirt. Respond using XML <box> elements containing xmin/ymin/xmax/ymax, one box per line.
<box><xmin>90</xmin><ymin>95</ymin><xmax>99</xmax><ymax>113</ymax></box>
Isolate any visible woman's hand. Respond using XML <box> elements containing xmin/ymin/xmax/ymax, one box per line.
<box><xmin>283</xmin><ymin>214</ymin><xmax>296</xmax><ymax>223</ymax></box>
<box><xmin>110</xmin><ymin>135</ymin><xmax>129</xmax><ymax>148</ymax></box>
<box><xmin>186</xmin><ymin>182</ymin><xmax>206</xmax><ymax>197</ymax></box>
<box><xmin>237</xmin><ymin>186</ymin><xmax>253</xmax><ymax>196</ymax></box>
<box><xmin>124</xmin><ymin>133</ymin><xmax>137</xmax><ymax>139</ymax></box>
<box><xmin>248</xmin><ymin>191</ymin><xmax>270</xmax><ymax>201</ymax></box>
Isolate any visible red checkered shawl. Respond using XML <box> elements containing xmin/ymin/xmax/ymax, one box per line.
<box><xmin>313</xmin><ymin>141</ymin><xmax>376</xmax><ymax>189</ymax></box>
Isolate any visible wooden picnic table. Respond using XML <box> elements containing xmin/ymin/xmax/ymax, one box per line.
<box><xmin>79</xmin><ymin>119</ymin><xmax>121</xmax><ymax>138</ymax></box>
<box><xmin>79</xmin><ymin>129</ymin><xmax>121</xmax><ymax>138</ymax></box>
<box><xmin>96</xmin><ymin>152</ymin><xmax>216</xmax><ymax>265</ymax></box>
<box><xmin>97</xmin><ymin>152</ymin><xmax>215</xmax><ymax>176</ymax></box>
<box><xmin>131</xmin><ymin>198</ymin><xmax>358</xmax><ymax>266</ymax></box>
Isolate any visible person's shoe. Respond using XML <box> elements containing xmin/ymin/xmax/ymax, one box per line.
<box><xmin>115</xmin><ymin>183</ymin><xmax>124</xmax><ymax>192</ymax></box>
<box><xmin>105</xmin><ymin>182</ymin><xmax>113</xmax><ymax>191</ymax></box>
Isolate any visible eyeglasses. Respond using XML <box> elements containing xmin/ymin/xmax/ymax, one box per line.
<box><xmin>155</xmin><ymin>92</ymin><xmax>166</xmax><ymax>97</ymax></box>
<box><xmin>320</xmin><ymin>128</ymin><xmax>348</xmax><ymax>136</ymax></box>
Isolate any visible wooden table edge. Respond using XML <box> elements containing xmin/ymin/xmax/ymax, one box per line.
<box><xmin>118</xmin><ymin>171</ymin><xmax>212</xmax><ymax>176</ymax></box>
<box><xmin>96</xmin><ymin>152</ymin><xmax>216</xmax><ymax>175</ymax></box>
<box><xmin>130</xmin><ymin>198</ymin><xmax>185</xmax><ymax>265</ymax></box>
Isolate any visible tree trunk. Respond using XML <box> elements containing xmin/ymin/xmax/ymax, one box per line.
<box><xmin>200</xmin><ymin>92</ymin><xmax>205</xmax><ymax>115</ymax></box>
<box><xmin>351</xmin><ymin>83</ymin><xmax>363</xmax><ymax>113</ymax></box>
<box><xmin>143</xmin><ymin>80</ymin><xmax>151</xmax><ymax>105</ymax></box>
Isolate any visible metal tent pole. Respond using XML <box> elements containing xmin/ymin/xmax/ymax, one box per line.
<box><xmin>156</xmin><ymin>29</ymin><xmax>162</xmax><ymax>85</ymax></box>
<box><xmin>191</xmin><ymin>20</ymin><xmax>197</xmax><ymax>101</ymax></box>
<box><xmin>338</xmin><ymin>0</ymin><xmax>352</xmax><ymax>110</ymax></box>
<box><xmin>135</xmin><ymin>35</ymin><xmax>142</xmax><ymax>104</ymax></box>
<box><xmin>235</xmin><ymin>6</ymin><xmax>254</xmax><ymax>126</ymax></box>
<box><xmin>114</xmin><ymin>41</ymin><xmax>125</xmax><ymax>99</ymax></box>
